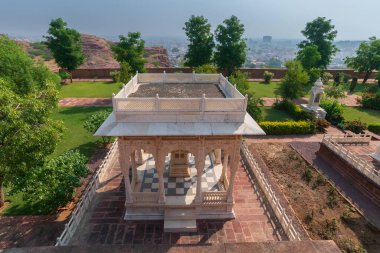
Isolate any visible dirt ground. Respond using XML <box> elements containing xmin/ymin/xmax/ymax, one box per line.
<box><xmin>251</xmin><ymin>142</ymin><xmax>380</xmax><ymax>253</ymax></box>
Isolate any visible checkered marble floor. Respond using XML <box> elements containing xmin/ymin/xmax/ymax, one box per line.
<box><xmin>140</xmin><ymin>155</ymin><xmax>224</xmax><ymax>196</ymax></box>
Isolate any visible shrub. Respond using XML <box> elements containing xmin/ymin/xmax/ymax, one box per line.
<box><xmin>303</xmin><ymin>168</ymin><xmax>313</xmax><ymax>183</ymax></box>
<box><xmin>320</xmin><ymin>100</ymin><xmax>344</xmax><ymax>125</ymax></box>
<box><xmin>194</xmin><ymin>64</ymin><xmax>218</xmax><ymax>74</ymax></box>
<box><xmin>327</xmin><ymin>187</ymin><xmax>339</xmax><ymax>208</ymax></box>
<box><xmin>312</xmin><ymin>174</ymin><xmax>326</xmax><ymax>189</ymax></box>
<box><xmin>247</xmin><ymin>95</ymin><xmax>264</xmax><ymax>122</ymax></box>
<box><xmin>322</xmin><ymin>72</ymin><xmax>333</xmax><ymax>84</ymax></box>
<box><xmin>339</xmin><ymin>238</ymin><xmax>366</xmax><ymax>253</ymax></box>
<box><xmin>59</xmin><ymin>71</ymin><xmax>70</xmax><ymax>80</ymax></box>
<box><xmin>259</xmin><ymin>121</ymin><xmax>315</xmax><ymax>135</ymax></box>
<box><xmin>18</xmin><ymin>150</ymin><xmax>88</xmax><ymax>214</ymax></box>
<box><xmin>316</xmin><ymin>118</ymin><xmax>330</xmax><ymax>133</ymax></box>
<box><xmin>273</xmin><ymin>100</ymin><xmax>315</xmax><ymax>121</ymax></box>
<box><xmin>342</xmin><ymin>73</ymin><xmax>352</xmax><ymax>83</ymax></box>
<box><xmin>263</xmin><ymin>71</ymin><xmax>274</xmax><ymax>84</ymax></box>
<box><xmin>360</xmin><ymin>92</ymin><xmax>380</xmax><ymax>110</ymax></box>
<box><xmin>321</xmin><ymin>218</ymin><xmax>338</xmax><ymax>239</ymax></box>
<box><xmin>84</xmin><ymin>110</ymin><xmax>112</xmax><ymax>145</ymax></box>
<box><xmin>324</xmin><ymin>85</ymin><xmax>346</xmax><ymax>99</ymax></box>
<box><xmin>110</xmin><ymin>70</ymin><xmax>120</xmax><ymax>83</ymax></box>
<box><xmin>376</xmin><ymin>70</ymin><xmax>380</xmax><ymax>86</ymax></box>
<box><xmin>230</xmin><ymin>71</ymin><xmax>250</xmax><ymax>95</ymax></box>
<box><xmin>345</xmin><ymin>120</ymin><xmax>367</xmax><ymax>134</ymax></box>
<box><xmin>349</xmin><ymin>77</ymin><xmax>358</xmax><ymax>93</ymax></box>
<box><xmin>368</xmin><ymin>123</ymin><xmax>380</xmax><ymax>134</ymax></box>
<box><xmin>280</xmin><ymin>60</ymin><xmax>310</xmax><ymax>100</ymax></box>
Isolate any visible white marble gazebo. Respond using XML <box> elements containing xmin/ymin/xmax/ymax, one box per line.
<box><xmin>95</xmin><ymin>72</ymin><xmax>265</xmax><ymax>232</ymax></box>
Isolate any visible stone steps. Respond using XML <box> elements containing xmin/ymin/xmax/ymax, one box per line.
<box><xmin>164</xmin><ymin>208</ymin><xmax>197</xmax><ymax>232</ymax></box>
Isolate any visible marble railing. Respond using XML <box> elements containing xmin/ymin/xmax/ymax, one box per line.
<box><xmin>322</xmin><ymin>135</ymin><xmax>379</xmax><ymax>186</ymax></box>
<box><xmin>240</xmin><ymin>141</ymin><xmax>301</xmax><ymax>241</ymax></box>
<box><xmin>56</xmin><ymin>140</ymin><xmax>119</xmax><ymax>246</ymax></box>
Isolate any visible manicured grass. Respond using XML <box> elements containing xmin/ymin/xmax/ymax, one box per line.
<box><xmin>261</xmin><ymin>107</ymin><xmax>294</xmax><ymax>121</ymax></box>
<box><xmin>50</xmin><ymin>106</ymin><xmax>112</xmax><ymax>158</ymax></box>
<box><xmin>248</xmin><ymin>81</ymin><xmax>281</xmax><ymax>98</ymax></box>
<box><xmin>343</xmin><ymin>106</ymin><xmax>380</xmax><ymax>124</ymax></box>
<box><xmin>59</xmin><ymin>81</ymin><xmax>121</xmax><ymax>98</ymax></box>
<box><xmin>2</xmin><ymin>106</ymin><xmax>111</xmax><ymax>215</ymax></box>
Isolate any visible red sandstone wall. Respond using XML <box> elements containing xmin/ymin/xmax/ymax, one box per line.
<box><xmin>68</xmin><ymin>67</ymin><xmax>377</xmax><ymax>80</ymax></box>
<box><xmin>318</xmin><ymin>144</ymin><xmax>380</xmax><ymax>208</ymax></box>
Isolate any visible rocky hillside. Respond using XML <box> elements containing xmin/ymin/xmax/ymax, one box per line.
<box><xmin>17</xmin><ymin>34</ymin><xmax>170</xmax><ymax>71</ymax></box>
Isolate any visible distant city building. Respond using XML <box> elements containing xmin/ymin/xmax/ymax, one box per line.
<box><xmin>262</xmin><ymin>36</ymin><xmax>272</xmax><ymax>43</ymax></box>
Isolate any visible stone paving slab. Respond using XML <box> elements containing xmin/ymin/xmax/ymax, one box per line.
<box><xmin>70</xmin><ymin>158</ymin><xmax>285</xmax><ymax>245</ymax></box>
<box><xmin>0</xmin><ymin>240</ymin><xmax>341</xmax><ymax>253</ymax></box>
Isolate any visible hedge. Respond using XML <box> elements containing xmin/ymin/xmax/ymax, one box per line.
<box><xmin>368</xmin><ymin>123</ymin><xmax>380</xmax><ymax>134</ymax></box>
<box><xmin>259</xmin><ymin>121</ymin><xmax>315</xmax><ymax>135</ymax></box>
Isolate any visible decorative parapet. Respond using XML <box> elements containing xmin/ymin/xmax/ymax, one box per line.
<box><xmin>55</xmin><ymin>140</ymin><xmax>119</xmax><ymax>246</ymax></box>
<box><xmin>322</xmin><ymin>134</ymin><xmax>379</xmax><ymax>186</ymax></box>
<box><xmin>112</xmin><ymin>73</ymin><xmax>247</xmax><ymax>123</ymax></box>
<box><xmin>240</xmin><ymin>141</ymin><xmax>301</xmax><ymax>241</ymax></box>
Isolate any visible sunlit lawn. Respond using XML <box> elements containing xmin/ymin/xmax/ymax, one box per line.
<box><xmin>2</xmin><ymin>106</ymin><xmax>111</xmax><ymax>215</ymax></box>
<box><xmin>59</xmin><ymin>81</ymin><xmax>121</xmax><ymax>98</ymax></box>
<box><xmin>343</xmin><ymin>106</ymin><xmax>380</xmax><ymax>124</ymax></box>
<box><xmin>248</xmin><ymin>81</ymin><xmax>281</xmax><ymax>98</ymax></box>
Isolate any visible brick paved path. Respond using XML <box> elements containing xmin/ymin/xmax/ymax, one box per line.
<box><xmin>59</xmin><ymin>98</ymin><xmax>112</xmax><ymax>107</ymax></box>
<box><xmin>71</xmin><ymin>157</ymin><xmax>285</xmax><ymax>246</ymax></box>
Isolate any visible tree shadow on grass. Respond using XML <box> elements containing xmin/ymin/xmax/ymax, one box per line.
<box><xmin>57</xmin><ymin>106</ymin><xmax>112</xmax><ymax>116</ymax></box>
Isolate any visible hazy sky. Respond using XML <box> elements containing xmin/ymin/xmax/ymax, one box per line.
<box><xmin>1</xmin><ymin>0</ymin><xmax>379</xmax><ymax>40</ymax></box>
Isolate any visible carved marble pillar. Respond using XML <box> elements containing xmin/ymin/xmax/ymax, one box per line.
<box><xmin>220</xmin><ymin>152</ymin><xmax>229</xmax><ymax>183</ymax></box>
<box><xmin>137</xmin><ymin>149</ymin><xmax>143</xmax><ymax>165</ymax></box>
<box><xmin>155</xmin><ymin>154</ymin><xmax>166</xmax><ymax>204</ymax></box>
<box><xmin>131</xmin><ymin>150</ymin><xmax>139</xmax><ymax>185</ymax></box>
<box><xmin>214</xmin><ymin>149</ymin><xmax>222</xmax><ymax>164</ymax></box>
<box><xmin>226</xmin><ymin>150</ymin><xmax>239</xmax><ymax>203</ymax></box>
<box><xmin>194</xmin><ymin>154</ymin><xmax>206</xmax><ymax>204</ymax></box>
<box><xmin>118</xmin><ymin>138</ymin><xmax>133</xmax><ymax>204</ymax></box>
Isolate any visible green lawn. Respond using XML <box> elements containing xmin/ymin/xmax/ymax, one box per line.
<box><xmin>59</xmin><ymin>81</ymin><xmax>121</xmax><ymax>98</ymax></box>
<box><xmin>343</xmin><ymin>106</ymin><xmax>380</xmax><ymax>124</ymax></box>
<box><xmin>2</xmin><ymin>106</ymin><xmax>111</xmax><ymax>215</ymax></box>
<box><xmin>261</xmin><ymin>107</ymin><xmax>294</xmax><ymax>121</ymax></box>
<box><xmin>248</xmin><ymin>81</ymin><xmax>281</xmax><ymax>98</ymax></box>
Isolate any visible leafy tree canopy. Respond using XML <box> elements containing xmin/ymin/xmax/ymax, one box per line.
<box><xmin>214</xmin><ymin>16</ymin><xmax>247</xmax><ymax>75</ymax></box>
<box><xmin>296</xmin><ymin>45</ymin><xmax>321</xmax><ymax>71</ymax></box>
<box><xmin>345</xmin><ymin>37</ymin><xmax>380</xmax><ymax>83</ymax></box>
<box><xmin>45</xmin><ymin>18</ymin><xmax>84</xmax><ymax>81</ymax></box>
<box><xmin>280</xmin><ymin>60</ymin><xmax>310</xmax><ymax>100</ymax></box>
<box><xmin>183</xmin><ymin>15</ymin><xmax>215</xmax><ymax>67</ymax></box>
<box><xmin>0</xmin><ymin>36</ymin><xmax>63</xmax><ymax>207</ymax></box>
<box><xmin>298</xmin><ymin>17</ymin><xmax>338</xmax><ymax>69</ymax></box>
<box><xmin>194</xmin><ymin>64</ymin><xmax>218</xmax><ymax>74</ymax></box>
<box><xmin>112</xmin><ymin>32</ymin><xmax>147</xmax><ymax>73</ymax></box>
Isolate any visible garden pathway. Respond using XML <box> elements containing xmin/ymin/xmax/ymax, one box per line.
<box><xmin>261</xmin><ymin>94</ymin><xmax>360</xmax><ymax>107</ymax></box>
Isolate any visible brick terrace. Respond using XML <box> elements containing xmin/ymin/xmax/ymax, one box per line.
<box><xmin>70</xmin><ymin>155</ymin><xmax>285</xmax><ymax>246</ymax></box>
<box><xmin>344</xmin><ymin>140</ymin><xmax>380</xmax><ymax>171</ymax></box>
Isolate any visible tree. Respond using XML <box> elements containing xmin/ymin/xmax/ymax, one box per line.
<box><xmin>296</xmin><ymin>45</ymin><xmax>321</xmax><ymax>71</ymax></box>
<box><xmin>194</xmin><ymin>64</ymin><xmax>218</xmax><ymax>73</ymax></box>
<box><xmin>324</xmin><ymin>85</ymin><xmax>346</xmax><ymax>100</ymax></box>
<box><xmin>345</xmin><ymin>37</ymin><xmax>380</xmax><ymax>84</ymax></box>
<box><xmin>183</xmin><ymin>16</ymin><xmax>215</xmax><ymax>67</ymax></box>
<box><xmin>12</xmin><ymin>150</ymin><xmax>88</xmax><ymax>214</ymax></box>
<box><xmin>112</xmin><ymin>32</ymin><xmax>147</xmax><ymax>74</ymax></box>
<box><xmin>298</xmin><ymin>17</ymin><xmax>338</xmax><ymax>69</ymax></box>
<box><xmin>280</xmin><ymin>60</ymin><xmax>310</xmax><ymax>100</ymax></box>
<box><xmin>0</xmin><ymin>37</ymin><xmax>63</xmax><ymax>207</ymax></box>
<box><xmin>229</xmin><ymin>71</ymin><xmax>250</xmax><ymax>95</ymax></box>
<box><xmin>214</xmin><ymin>16</ymin><xmax>247</xmax><ymax>75</ymax></box>
<box><xmin>45</xmin><ymin>18</ymin><xmax>84</xmax><ymax>83</ymax></box>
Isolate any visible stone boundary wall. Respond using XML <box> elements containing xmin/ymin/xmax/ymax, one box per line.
<box><xmin>319</xmin><ymin>144</ymin><xmax>380</xmax><ymax>208</ymax></box>
<box><xmin>65</xmin><ymin>67</ymin><xmax>378</xmax><ymax>80</ymax></box>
